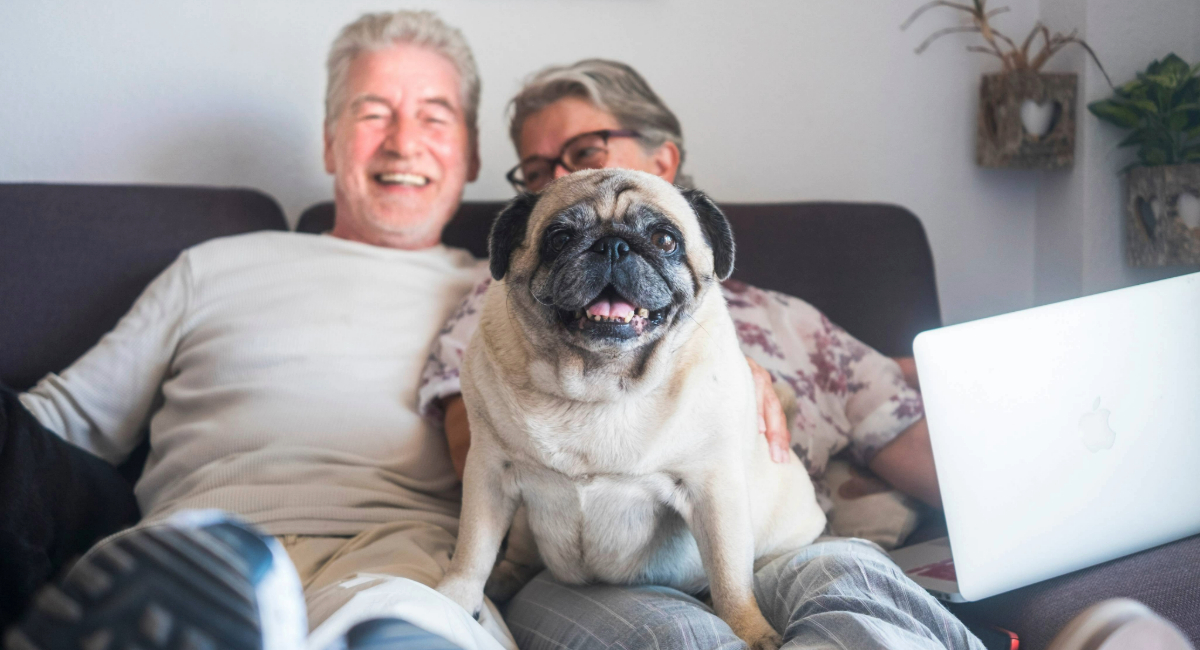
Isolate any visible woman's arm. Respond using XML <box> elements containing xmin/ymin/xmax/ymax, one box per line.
<box><xmin>444</xmin><ymin>394</ymin><xmax>471</xmax><ymax>480</ymax></box>
<box><xmin>867</xmin><ymin>417</ymin><xmax>941</xmax><ymax>509</ymax></box>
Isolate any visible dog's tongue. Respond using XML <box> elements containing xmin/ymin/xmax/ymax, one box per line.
<box><xmin>586</xmin><ymin>298</ymin><xmax>636</xmax><ymax>320</ymax></box>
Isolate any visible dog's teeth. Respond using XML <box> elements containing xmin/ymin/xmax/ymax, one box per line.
<box><xmin>637</xmin><ymin>308</ymin><xmax>649</xmax><ymax>318</ymax></box>
<box><xmin>622</xmin><ymin>312</ymin><xmax>633</xmax><ymax>323</ymax></box>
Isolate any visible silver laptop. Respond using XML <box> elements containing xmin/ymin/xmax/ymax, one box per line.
<box><xmin>892</xmin><ymin>271</ymin><xmax>1200</xmax><ymax>602</ymax></box>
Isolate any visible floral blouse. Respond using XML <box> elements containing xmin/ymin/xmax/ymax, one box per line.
<box><xmin>418</xmin><ymin>273</ymin><xmax>924</xmax><ymax>511</ymax></box>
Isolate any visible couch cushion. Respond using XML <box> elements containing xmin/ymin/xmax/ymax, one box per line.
<box><xmin>297</xmin><ymin>200</ymin><xmax>942</xmax><ymax>357</ymax></box>
<box><xmin>950</xmin><ymin>534</ymin><xmax>1200</xmax><ymax>648</ymax></box>
<box><xmin>0</xmin><ymin>184</ymin><xmax>288</xmax><ymax>392</ymax></box>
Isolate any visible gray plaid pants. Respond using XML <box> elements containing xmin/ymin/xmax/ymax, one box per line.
<box><xmin>503</xmin><ymin>538</ymin><xmax>986</xmax><ymax>650</ymax></box>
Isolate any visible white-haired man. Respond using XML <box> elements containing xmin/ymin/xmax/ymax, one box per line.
<box><xmin>6</xmin><ymin>11</ymin><xmax>515</xmax><ymax>650</ymax></box>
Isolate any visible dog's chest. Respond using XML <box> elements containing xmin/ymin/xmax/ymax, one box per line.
<box><xmin>513</xmin><ymin>464</ymin><xmax>707</xmax><ymax>590</ymax></box>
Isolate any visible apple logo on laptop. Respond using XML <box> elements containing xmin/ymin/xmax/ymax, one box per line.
<box><xmin>1079</xmin><ymin>397</ymin><xmax>1116</xmax><ymax>452</ymax></box>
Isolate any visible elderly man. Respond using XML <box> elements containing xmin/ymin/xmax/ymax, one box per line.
<box><xmin>4</xmin><ymin>10</ymin><xmax>515</xmax><ymax>650</ymax></box>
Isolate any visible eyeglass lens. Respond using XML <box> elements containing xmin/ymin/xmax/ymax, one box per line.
<box><xmin>519</xmin><ymin>133</ymin><xmax>609</xmax><ymax>190</ymax></box>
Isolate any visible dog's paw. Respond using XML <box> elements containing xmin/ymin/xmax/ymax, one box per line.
<box><xmin>746</xmin><ymin>629</ymin><xmax>782</xmax><ymax>650</ymax></box>
<box><xmin>484</xmin><ymin>559</ymin><xmax>538</xmax><ymax>604</ymax></box>
<box><xmin>731</xmin><ymin>614</ymin><xmax>782</xmax><ymax>650</ymax></box>
<box><xmin>436</xmin><ymin>576</ymin><xmax>484</xmax><ymax>619</ymax></box>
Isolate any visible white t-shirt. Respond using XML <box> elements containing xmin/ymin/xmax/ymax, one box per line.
<box><xmin>21</xmin><ymin>231</ymin><xmax>488</xmax><ymax>536</ymax></box>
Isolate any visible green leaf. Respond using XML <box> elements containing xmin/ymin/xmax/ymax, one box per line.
<box><xmin>1118</xmin><ymin>130</ymin><xmax>1146</xmax><ymax>148</ymax></box>
<box><xmin>1185</xmin><ymin>150</ymin><xmax>1200</xmax><ymax>163</ymax></box>
<box><xmin>1169</xmin><ymin>111</ymin><xmax>1189</xmax><ymax>132</ymax></box>
<box><xmin>1089</xmin><ymin>100</ymin><xmax>1141</xmax><ymax>127</ymax></box>
<box><xmin>1141</xmin><ymin>72</ymin><xmax>1176</xmax><ymax>89</ymax></box>
<box><xmin>1142</xmin><ymin>146</ymin><xmax>1169</xmax><ymax>166</ymax></box>
<box><xmin>1159</xmin><ymin>53</ymin><xmax>1190</xmax><ymax>80</ymax></box>
<box><xmin>1122</xmin><ymin>97</ymin><xmax>1159</xmax><ymax>115</ymax></box>
<box><xmin>1116</xmin><ymin>78</ymin><xmax>1146</xmax><ymax>98</ymax></box>
<box><xmin>1174</xmin><ymin>78</ymin><xmax>1200</xmax><ymax>105</ymax></box>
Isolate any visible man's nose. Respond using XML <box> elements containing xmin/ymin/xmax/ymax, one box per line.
<box><xmin>552</xmin><ymin>163</ymin><xmax>572</xmax><ymax>181</ymax></box>
<box><xmin>382</xmin><ymin>116</ymin><xmax>421</xmax><ymax>157</ymax></box>
<box><xmin>591</xmin><ymin>236</ymin><xmax>630</xmax><ymax>263</ymax></box>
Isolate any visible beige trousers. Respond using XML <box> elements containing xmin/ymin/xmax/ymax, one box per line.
<box><xmin>278</xmin><ymin>520</ymin><xmax>517</xmax><ymax>650</ymax></box>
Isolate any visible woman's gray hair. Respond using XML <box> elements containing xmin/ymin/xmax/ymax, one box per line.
<box><xmin>325</xmin><ymin>10</ymin><xmax>480</xmax><ymax>147</ymax></box>
<box><xmin>509</xmin><ymin>59</ymin><xmax>692</xmax><ymax>187</ymax></box>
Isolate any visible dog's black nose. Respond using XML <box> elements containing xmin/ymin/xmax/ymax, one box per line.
<box><xmin>591</xmin><ymin>236</ymin><xmax>630</xmax><ymax>262</ymax></box>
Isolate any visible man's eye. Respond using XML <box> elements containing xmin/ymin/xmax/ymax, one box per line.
<box><xmin>651</xmin><ymin>231</ymin><xmax>677</xmax><ymax>253</ymax></box>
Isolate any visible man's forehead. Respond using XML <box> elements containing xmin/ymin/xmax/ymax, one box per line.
<box><xmin>345</xmin><ymin>44</ymin><xmax>463</xmax><ymax>108</ymax></box>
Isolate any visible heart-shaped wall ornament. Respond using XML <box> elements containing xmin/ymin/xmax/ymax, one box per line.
<box><xmin>1135</xmin><ymin>197</ymin><xmax>1160</xmax><ymax>240</ymax></box>
<box><xmin>1020</xmin><ymin>99</ymin><xmax>1058</xmax><ymax>138</ymax></box>
<box><xmin>1176</xmin><ymin>192</ymin><xmax>1200</xmax><ymax>229</ymax></box>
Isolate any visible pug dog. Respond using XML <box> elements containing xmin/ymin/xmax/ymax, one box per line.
<box><xmin>436</xmin><ymin>169</ymin><xmax>826</xmax><ymax>650</ymax></box>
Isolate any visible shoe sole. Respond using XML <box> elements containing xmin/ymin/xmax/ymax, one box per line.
<box><xmin>6</xmin><ymin>525</ymin><xmax>272</xmax><ymax>650</ymax></box>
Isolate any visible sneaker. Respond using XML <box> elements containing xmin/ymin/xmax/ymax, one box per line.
<box><xmin>341</xmin><ymin>618</ymin><xmax>465</xmax><ymax>650</ymax></box>
<box><xmin>4</xmin><ymin>510</ymin><xmax>306</xmax><ymax>650</ymax></box>
<box><xmin>1046</xmin><ymin>598</ymin><xmax>1193</xmax><ymax>650</ymax></box>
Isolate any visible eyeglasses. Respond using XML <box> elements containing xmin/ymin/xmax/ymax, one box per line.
<box><xmin>506</xmin><ymin>129</ymin><xmax>642</xmax><ymax>192</ymax></box>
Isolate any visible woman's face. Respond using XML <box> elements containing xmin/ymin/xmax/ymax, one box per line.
<box><xmin>515</xmin><ymin>96</ymin><xmax>679</xmax><ymax>192</ymax></box>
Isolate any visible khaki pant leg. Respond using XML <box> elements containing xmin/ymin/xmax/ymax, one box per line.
<box><xmin>279</xmin><ymin>521</ymin><xmax>516</xmax><ymax>650</ymax></box>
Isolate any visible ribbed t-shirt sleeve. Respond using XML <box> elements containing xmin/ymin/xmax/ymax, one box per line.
<box><xmin>417</xmin><ymin>274</ymin><xmax>491</xmax><ymax>424</ymax></box>
<box><xmin>19</xmin><ymin>252</ymin><xmax>193</xmax><ymax>464</ymax></box>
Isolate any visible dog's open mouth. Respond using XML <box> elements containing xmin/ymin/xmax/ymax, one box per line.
<box><xmin>557</xmin><ymin>286</ymin><xmax>666</xmax><ymax>339</ymax></box>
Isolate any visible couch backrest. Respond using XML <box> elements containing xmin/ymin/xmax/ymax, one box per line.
<box><xmin>0</xmin><ymin>184</ymin><xmax>288</xmax><ymax>391</ymax></box>
<box><xmin>298</xmin><ymin>200</ymin><xmax>942</xmax><ymax>357</ymax></box>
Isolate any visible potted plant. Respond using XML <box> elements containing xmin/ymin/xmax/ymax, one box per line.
<box><xmin>904</xmin><ymin>0</ymin><xmax>1110</xmax><ymax>169</ymax></box>
<box><xmin>1089</xmin><ymin>53</ymin><xmax>1200</xmax><ymax>266</ymax></box>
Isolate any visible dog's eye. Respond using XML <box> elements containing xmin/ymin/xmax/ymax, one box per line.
<box><xmin>651</xmin><ymin>231</ymin><xmax>678</xmax><ymax>253</ymax></box>
<box><xmin>548</xmin><ymin>230</ymin><xmax>571</xmax><ymax>252</ymax></box>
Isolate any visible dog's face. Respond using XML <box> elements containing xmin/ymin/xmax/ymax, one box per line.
<box><xmin>488</xmin><ymin>169</ymin><xmax>734</xmax><ymax>355</ymax></box>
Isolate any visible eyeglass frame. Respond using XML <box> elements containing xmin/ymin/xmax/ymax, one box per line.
<box><xmin>505</xmin><ymin>129</ymin><xmax>643</xmax><ymax>192</ymax></box>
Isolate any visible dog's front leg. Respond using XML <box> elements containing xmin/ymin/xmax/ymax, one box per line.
<box><xmin>436</xmin><ymin>440</ymin><xmax>519</xmax><ymax>619</ymax></box>
<box><xmin>684</xmin><ymin>469</ymin><xmax>781</xmax><ymax>650</ymax></box>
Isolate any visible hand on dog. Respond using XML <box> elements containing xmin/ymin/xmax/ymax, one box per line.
<box><xmin>747</xmin><ymin>356</ymin><xmax>791</xmax><ymax>464</ymax></box>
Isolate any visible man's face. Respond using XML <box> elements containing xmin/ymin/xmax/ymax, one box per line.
<box><xmin>324</xmin><ymin>43</ymin><xmax>479</xmax><ymax>249</ymax></box>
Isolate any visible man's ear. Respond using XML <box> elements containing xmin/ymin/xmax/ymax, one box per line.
<box><xmin>323</xmin><ymin>127</ymin><xmax>336</xmax><ymax>174</ymax></box>
<box><xmin>679</xmin><ymin>188</ymin><xmax>734</xmax><ymax>280</ymax></box>
<box><xmin>489</xmin><ymin>192</ymin><xmax>540</xmax><ymax>280</ymax></box>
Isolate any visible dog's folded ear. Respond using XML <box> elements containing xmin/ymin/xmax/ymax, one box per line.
<box><xmin>489</xmin><ymin>192</ymin><xmax>540</xmax><ymax>280</ymax></box>
<box><xmin>679</xmin><ymin>188</ymin><xmax>735</xmax><ymax>281</ymax></box>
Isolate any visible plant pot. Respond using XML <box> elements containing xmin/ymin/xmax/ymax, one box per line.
<box><xmin>977</xmin><ymin>72</ymin><xmax>1077</xmax><ymax>169</ymax></box>
<box><xmin>1125</xmin><ymin>163</ymin><xmax>1200</xmax><ymax>267</ymax></box>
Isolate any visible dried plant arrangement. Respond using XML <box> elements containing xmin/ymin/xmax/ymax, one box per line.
<box><xmin>902</xmin><ymin>0</ymin><xmax>1111</xmax><ymax>168</ymax></box>
<box><xmin>901</xmin><ymin>0</ymin><xmax>1111</xmax><ymax>86</ymax></box>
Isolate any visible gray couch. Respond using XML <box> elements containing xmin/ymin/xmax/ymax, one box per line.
<box><xmin>1</xmin><ymin>183</ymin><xmax>1196</xmax><ymax>649</ymax></box>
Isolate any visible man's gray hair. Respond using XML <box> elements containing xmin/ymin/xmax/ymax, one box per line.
<box><xmin>326</xmin><ymin>10</ymin><xmax>480</xmax><ymax>146</ymax></box>
<box><xmin>509</xmin><ymin>59</ymin><xmax>692</xmax><ymax>187</ymax></box>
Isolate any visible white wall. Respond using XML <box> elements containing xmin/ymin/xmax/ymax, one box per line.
<box><xmin>1</xmin><ymin>0</ymin><xmax>1055</xmax><ymax>325</ymax></box>
<box><xmin>1035</xmin><ymin>0</ymin><xmax>1200</xmax><ymax>304</ymax></box>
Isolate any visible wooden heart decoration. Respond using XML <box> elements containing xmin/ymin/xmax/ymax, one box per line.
<box><xmin>1176</xmin><ymin>192</ymin><xmax>1200</xmax><ymax>229</ymax></box>
<box><xmin>1020</xmin><ymin>99</ymin><xmax>1059</xmax><ymax>138</ymax></box>
<box><xmin>1136</xmin><ymin>197</ymin><xmax>1159</xmax><ymax>240</ymax></box>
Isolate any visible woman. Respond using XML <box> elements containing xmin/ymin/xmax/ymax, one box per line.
<box><xmin>418</xmin><ymin>59</ymin><xmax>980</xmax><ymax>650</ymax></box>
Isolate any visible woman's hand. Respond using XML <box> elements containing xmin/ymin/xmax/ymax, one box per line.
<box><xmin>746</xmin><ymin>356</ymin><xmax>791</xmax><ymax>464</ymax></box>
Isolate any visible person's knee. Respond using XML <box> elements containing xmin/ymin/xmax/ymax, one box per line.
<box><xmin>507</xmin><ymin>574</ymin><xmax>735</xmax><ymax>650</ymax></box>
<box><xmin>759</xmin><ymin>539</ymin><xmax>901</xmax><ymax>600</ymax></box>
